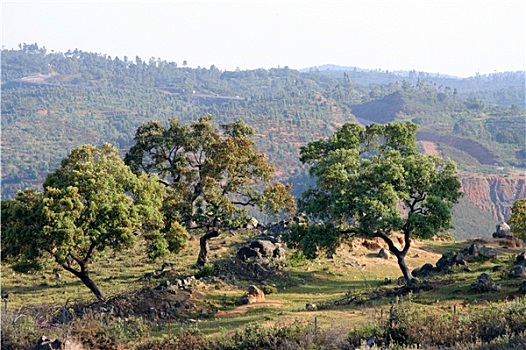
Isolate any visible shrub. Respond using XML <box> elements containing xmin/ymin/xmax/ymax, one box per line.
<box><xmin>195</xmin><ymin>263</ymin><xmax>215</xmax><ymax>279</ymax></box>
<box><xmin>136</xmin><ymin>329</ymin><xmax>211</xmax><ymax>350</ymax></box>
<box><xmin>1</xmin><ymin>309</ymin><xmax>39</xmax><ymax>350</ymax></box>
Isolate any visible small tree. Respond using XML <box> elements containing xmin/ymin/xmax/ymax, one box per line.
<box><xmin>509</xmin><ymin>198</ymin><xmax>526</xmax><ymax>240</ymax></box>
<box><xmin>1</xmin><ymin>144</ymin><xmax>183</xmax><ymax>301</ymax></box>
<box><xmin>286</xmin><ymin>122</ymin><xmax>462</xmax><ymax>284</ymax></box>
<box><xmin>125</xmin><ymin>115</ymin><xmax>295</xmax><ymax>266</ymax></box>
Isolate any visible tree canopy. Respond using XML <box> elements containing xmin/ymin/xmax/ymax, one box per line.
<box><xmin>1</xmin><ymin>144</ymin><xmax>182</xmax><ymax>301</ymax></box>
<box><xmin>125</xmin><ymin>115</ymin><xmax>295</xmax><ymax>265</ymax></box>
<box><xmin>286</xmin><ymin>121</ymin><xmax>462</xmax><ymax>283</ymax></box>
<box><xmin>509</xmin><ymin>198</ymin><xmax>526</xmax><ymax>240</ymax></box>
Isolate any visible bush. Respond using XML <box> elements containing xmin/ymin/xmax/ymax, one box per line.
<box><xmin>66</xmin><ymin>312</ymin><xmax>147</xmax><ymax>350</ymax></box>
<box><xmin>1</xmin><ymin>310</ymin><xmax>39</xmax><ymax>350</ymax></box>
<box><xmin>195</xmin><ymin>263</ymin><xmax>215</xmax><ymax>279</ymax></box>
<box><xmin>136</xmin><ymin>329</ymin><xmax>211</xmax><ymax>350</ymax></box>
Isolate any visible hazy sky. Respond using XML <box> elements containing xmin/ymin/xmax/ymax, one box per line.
<box><xmin>2</xmin><ymin>0</ymin><xmax>525</xmax><ymax>77</ymax></box>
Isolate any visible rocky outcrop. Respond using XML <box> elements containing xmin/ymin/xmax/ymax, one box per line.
<box><xmin>460</xmin><ymin>174</ymin><xmax>526</xmax><ymax>222</ymax></box>
<box><xmin>238</xmin><ymin>285</ymin><xmax>265</xmax><ymax>305</ymax></box>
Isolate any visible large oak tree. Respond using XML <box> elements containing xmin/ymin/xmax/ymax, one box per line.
<box><xmin>1</xmin><ymin>144</ymin><xmax>183</xmax><ymax>301</ymax></box>
<box><xmin>125</xmin><ymin>115</ymin><xmax>295</xmax><ymax>266</ymax></box>
<box><xmin>286</xmin><ymin>122</ymin><xmax>462</xmax><ymax>284</ymax></box>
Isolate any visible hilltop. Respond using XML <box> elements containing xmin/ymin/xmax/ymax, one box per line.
<box><xmin>1</xmin><ymin>44</ymin><xmax>525</xmax><ymax>239</ymax></box>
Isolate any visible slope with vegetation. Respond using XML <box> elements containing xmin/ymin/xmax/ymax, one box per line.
<box><xmin>1</xmin><ymin>43</ymin><xmax>525</xmax><ymax>239</ymax></box>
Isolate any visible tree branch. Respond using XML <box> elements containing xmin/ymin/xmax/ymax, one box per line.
<box><xmin>374</xmin><ymin>230</ymin><xmax>401</xmax><ymax>255</ymax></box>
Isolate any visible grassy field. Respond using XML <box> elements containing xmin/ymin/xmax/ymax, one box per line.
<box><xmin>2</xmin><ymin>229</ymin><xmax>526</xmax><ymax>348</ymax></box>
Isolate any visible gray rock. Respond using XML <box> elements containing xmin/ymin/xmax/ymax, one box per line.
<box><xmin>273</xmin><ymin>246</ymin><xmax>287</xmax><ymax>260</ymax></box>
<box><xmin>378</xmin><ymin>248</ymin><xmax>390</xmax><ymax>259</ymax></box>
<box><xmin>306</xmin><ymin>303</ymin><xmax>318</xmax><ymax>311</ymax></box>
<box><xmin>250</xmin><ymin>240</ymin><xmax>276</xmax><ymax>257</ymax></box>
<box><xmin>470</xmin><ymin>273</ymin><xmax>500</xmax><ymax>293</ymax></box>
<box><xmin>511</xmin><ymin>265</ymin><xmax>526</xmax><ymax>278</ymax></box>
<box><xmin>479</xmin><ymin>247</ymin><xmax>497</xmax><ymax>260</ymax></box>
<box><xmin>32</xmin><ymin>336</ymin><xmax>66</xmax><ymax>350</ymax></box>
<box><xmin>516</xmin><ymin>252</ymin><xmax>526</xmax><ymax>265</ymax></box>
<box><xmin>467</xmin><ymin>242</ymin><xmax>485</xmax><ymax>256</ymax></box>
<box><xmin>237</xmin><ymin>246</ymin><xmax>262</xmax><ymax>261</ymax></box>
<box><xmin>436</xmin><ymin>251</ymin><xmax>456</xmax><ymax>271</ymax></box>
<box><xmin>494</xmin><ymin>222</ymin><xmax>511</xmax><ymax>238</ymax></box>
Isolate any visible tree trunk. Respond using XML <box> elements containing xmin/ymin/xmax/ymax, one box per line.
<box><xmin>394</xmin><ymin>252</ymin><xmax>414</xmax><ymax>285</ymax></box>
<box><xmin>62</xmin><ymin>263</ymin><xmax>106</xmax><ymax>302</ymax></box>
<box><xmin>77</xmin><ymin>270</ymin><xmax>107</xmax><ymax>302</ymax></box>
<box><xmin>196</xmin><ymin>229</ymin><xmax>220</xmax><ymax>267</ymax></box>
<box><xmin>376</xmin><ymin>232</ymin><xmax>415</xmax><ymax>285</ymax></box>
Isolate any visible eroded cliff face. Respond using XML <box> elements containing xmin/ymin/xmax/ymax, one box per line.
<box><xmin>460</xmin><ymin>174</ymin><xmax>526</xmax><ymax>222</ymax></box>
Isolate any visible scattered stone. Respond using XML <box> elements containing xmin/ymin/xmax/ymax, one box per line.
<box><xmin>412</xmin><ymin>263</ymin><xmax>435</xmax><ymax>278</ymax></box>
<box><xmin>378</xmin><ymin>248</ymin><xmax>390</xmax><ymax>259</ymax></box>
<box><xmin>492</xmin><ymin>265</ymin><xmax>503</xmax><ymax>272</ymax></box>
<box><xmin>238</xmin><ymin>285</ymin><xmax>265</xmax><ymax>305</ymax></box>
<box><xmin>479</xmin><ymin>247</ymin><xmax>497</xmax><ymax>260</ymax></box>
<box><xmin>516</xmin><ymin>252</ymin><xmax>526</xmax><ymax>265</ymax></box>
<box><xmin>237</xmin><ymin>246</ymin><xmax>263</xmax><ymax>261</ymax></box>
<box><xmin>510</xmin><ymin>265</ymin><xmax>526</xmax><ymax>278</ymax></box>
<box><xmin>493</xmin><ymin>222</ymin><xmax>511</xmax><ymax>238</ymax></box>
<box><xmin>305</xmin><ymin>303</ymin><xmax>318</xmax><ymax>311</ymax></box>
<box><xmin>467</xmin><ymin>242</ymin><xmax>485</xmax><ymax>256</ymax></box>
<box><xmin>470</xmin><ymin>273</ymin><xmax>500</xmax><ymax>293</ymax></box>
<box><xmin>250</xmin><ymin>240</ymin><xmax>277</xmax><ymax>257</ymax></box>
<box><xmin>32</xmin><ymin>336</ymin><xmax>67</xmax><ymax>350</ymax></box>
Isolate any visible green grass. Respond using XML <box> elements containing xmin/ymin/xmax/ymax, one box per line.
<box><xmin>2</xmin><ymin>230</ymin><xmax>525</xmax><ymax>346</ymax></box>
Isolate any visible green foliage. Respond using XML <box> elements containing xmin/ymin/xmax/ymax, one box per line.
<box><xmin>126</xmin><ymin>115</ymin><xmax>295</xmax><ymax>231</ymax></box>
<box><xmin>289</xmin><ymin>121</ymin><xmax>462</xmax><ymax>281</ymax></box>
<box><xmin>196</xmin><ymin>263</ymin><xmax>215</xmax><ymax>279</ymax></box>
<box><xmin>1</xmin><ymin>310</ymin><xmax>39</xmax><ymax>350</ymax></box>
<box><xmin>65</xmin><ymin>312</ymin><xmax>149</xmax><ymax>349</ymax></box>
<box><xmin>1</xmin><ymin>144</ymin><xmax>177</xmax><ymax>301</ymax></box>
<box><xmin>509</xmin><ymin>198</ymin><xmax>526</xmax><ymax>240</ymax></box>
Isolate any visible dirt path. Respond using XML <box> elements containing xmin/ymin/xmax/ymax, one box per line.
<box><xmin>215</xmin><ymin>300</ymin><xmax>285</xmax><ymax>317</ymax></box>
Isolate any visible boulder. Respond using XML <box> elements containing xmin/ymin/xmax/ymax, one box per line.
<box><xmin>32</xmin><ymin>336</ymin><xmax>66</xmax><ymax>350</ymax></box>
<box><xmin>470</xmin><ymin>273</ymin><xmax>500</xmax><ymax>293</ymax></box>
<box><xmin>378</xmin><ymin>248</ymin><xmax>390</xmax><ymax>259</ymax></box>
<box><xmin>238</xmin><ymin>285</ymin><xmax>265</xmax><ymax>305</ymax></box>
<box><xmin>244</xmin><ymin>217</ymin><xmax>259</xmax><ymax>230</ymax></box>
<box><xmin>237</xmin><ymin>246</ymin><xmax>262</xmax><ymax>261</ymax></box>
<box><xmin>306</xmin><ymin>303</ymin><xmax>318</xmax><ymax>311</ymax></box>
<box><xmin>493</xmin><ymin>222</ymin><xmax>511</xmax><ymax>238</ymax></box>
<box><xmin>479</xmin><ymin>247</ymin><xmax>497</xmax><ymax>260</ymax></box>
<box><xmin>519</xmin><ymin>281</ymin><xmax>526</xmax><ymax>294</ymax></box>
<box><xmin>413</xmin><ymin>263</ymin><xmax>435</xmax><ymax>278</ymax></box>
<box><xmin>467</xmin><ymin>242</ymin><xmax>485</xmax><ymax>256</ymax></box>
<box><xmin>510</xmin><ymin>265</ymin><xmax>526</xmax><ymax>278</ymax></box>
<box><xmin>250</xmin><ymin>240</ymin><xmax>276</xmax><ymax>257</ymax></box>
<box><xmin>516</xmin><ymin>252</ymin><xmax>526</xmax><ymax>265</ymax></box>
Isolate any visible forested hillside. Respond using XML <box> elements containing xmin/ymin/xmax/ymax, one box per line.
<box><xmin>2</xmin><ymin>43</ymin><xmax>525</xmax><ymax>238</ymax></box>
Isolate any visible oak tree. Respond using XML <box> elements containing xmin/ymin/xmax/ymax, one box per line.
<box><xmin>1</xmin><ymin>144</ymin><xmax>182</xmax><ymax>301</ymax></box>
<box><xmin>125</xmin><ymin>115</ymin><xmax>295</xmax><ymax>266</ymax></box>
<box><xmin>286</xmin><ymin>122</ymin><xmax>462</xmax><ymax>284</ymax></box>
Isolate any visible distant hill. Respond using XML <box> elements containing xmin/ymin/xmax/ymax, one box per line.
<box><xmin>2</xmin><ymin>44</ymin><xmax>525</xmax><ymax>239</ymax></box>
